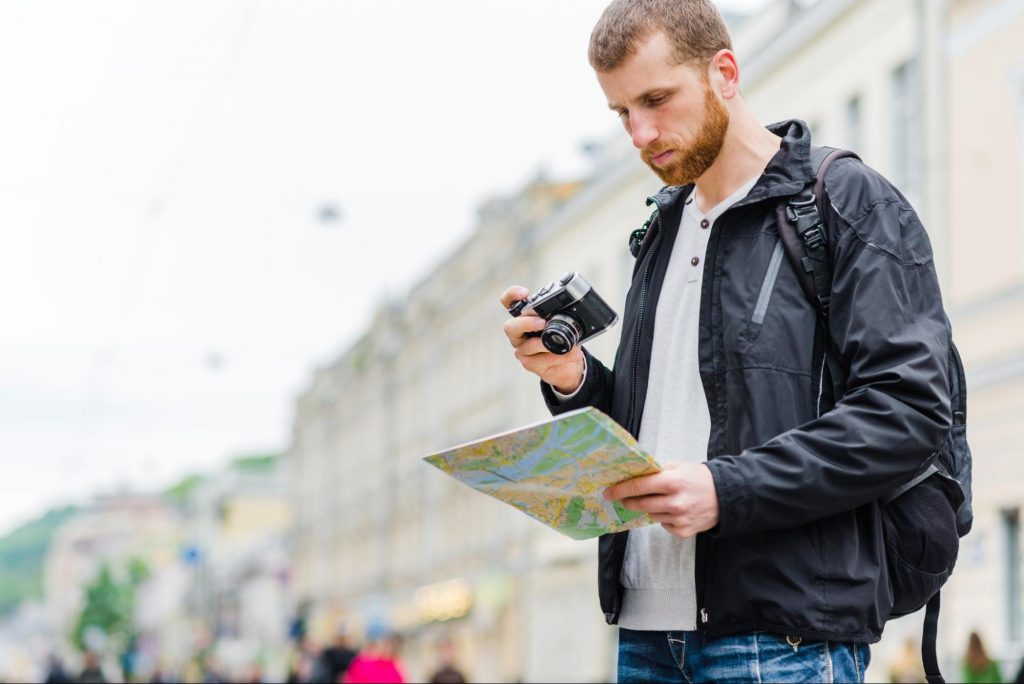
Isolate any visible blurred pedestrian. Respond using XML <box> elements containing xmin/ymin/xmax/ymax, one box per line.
<box><xmin>44</xmin><ymin>655</ymin><xmax>73</xmax><ymax>684</ymax></box>
<box><xmin>342</xmin><ymin>626</ymin><xmax>404</xmax><ymax>684</ymax></box>
<box><xmin>287</xmin><ymin>637</ymin><xmax>319</xmax><ymax>683</ymax></box>
<box><xmin>201</xmin><ymin>656</ymin><xmax>226</xmax><ymax>684</ymax></box>
<box><xmin>428</xmin><ymin>639</ymin><xmax>466</xmax><ymax>684</ymax></box>
<box><xmin>77</xmin><ymin>651</ymin><xmax>106</xmax><ymax>684</ymax></box>
<box><xmin>312</xmin><ymin>622</ymin><xmax>358</xmax><ymax>683</ymax></box>
<box><xmin>243</xmin><ymin>663</ymin><xmax>264</xmax><ymax>684</ymax></box>
<box><xmin>888</xmin><ymin>638</ymin><xmax>924</xmax><ymax>683</ymax></box>
<box><xmin>962</xmin><ymin>631</ymin><xmax>1002</xmax><ymax>684</ymax></box>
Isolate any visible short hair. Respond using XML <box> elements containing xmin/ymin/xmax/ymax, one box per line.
<box><xmin>588</xmin><ymin>0</ymin><xmax>733</xmax><ymax>71</ymax></box>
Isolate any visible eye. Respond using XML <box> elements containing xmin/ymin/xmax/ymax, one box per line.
<box><xmin>646</xmin><ymin>95</ymin><xmax>667</xmax><ymax>107</ymax></box>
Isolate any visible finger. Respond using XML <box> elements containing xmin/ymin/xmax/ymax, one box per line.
<box><xmin>500</xmin><ymin>285</ymin><xmax>531</xmax><ymax>309</ymax></box>
<box><xmin>619</xmin><ymin>494</ymin><xmax>676</xmax><ymax>515</ymax></box>
<box><xmin>649</xmin><ymin>512</ymin><xmax>678</xmax><ymax>523</ymax></box>
<box><xmin>503</xmin><ymin>316</ymin><xmax>546</xmax><ymax>345</ymax></box>
<box><xmin>516</xmin><ymin>351</ymin><xmax>570</xmax><ymax>378</ymax></box>
<box><xmin>659</xmin><ymin>521</ymin><xmax>695</xmax><ymax>539</ymax></box>
<box><xmin>604</xmin><ymin>472</ymin><xmax>674</xmax><ymax>501</ymax></box>
<box><xmin>513</xmin><ymin>337</ymin><xmax>550</xmax><ymax>358</ymax></box>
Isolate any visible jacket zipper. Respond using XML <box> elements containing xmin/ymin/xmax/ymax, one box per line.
<box><xmin>626</xmin><ymin>210</ymin><xmax>663</xmax><ymax>434</ymax></box>
<box><xmin>751</xmin><ymin>238</ymin><xmax>785</xmax><ymax>325</ymax></box>
<box><xmin>695</xmin><ymin>206</ymin><xmax>727</xmax><ymax>632</ymax></box>
<box><xmin>816</xmin><ymin>354</ymin><xmax>827</xmax><ymax>418</ymax></box>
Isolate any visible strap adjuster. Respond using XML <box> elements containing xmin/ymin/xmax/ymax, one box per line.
<box><xmin>801</xmin><ymin>226</ymin><xmax>826</xmax><ymax>250</ymax></box>
<box><xmin>629</xmin><ymin>226</ymin><xmax>648</xmax><ymax>258</ymax></box>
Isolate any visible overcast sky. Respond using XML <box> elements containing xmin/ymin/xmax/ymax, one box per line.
<box><xmin>0</xmin><ymin>0</ymin><xmax>769</xmax><ymax>536</ymax></box>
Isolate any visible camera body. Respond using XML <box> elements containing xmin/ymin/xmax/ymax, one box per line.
<box><xmin>507</xmin><ymin>272</ymin><xmax>618</xmax><ymax>355</ymax></box>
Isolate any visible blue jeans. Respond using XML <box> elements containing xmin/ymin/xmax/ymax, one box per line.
<box><xmin>617</xmin><ymin>628</ymin><xmax>870</xmax><ymax>683</ymax></box>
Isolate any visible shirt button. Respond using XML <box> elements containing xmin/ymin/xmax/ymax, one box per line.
<box><xmin>700</xmin><ymin>219</ymin><xmax>710</xmax><ymax>229</ymax></box>
<box><xmin>691</xmin><ymin>257</ymin><xmax>700</xmax><ymax>266</ymax></box>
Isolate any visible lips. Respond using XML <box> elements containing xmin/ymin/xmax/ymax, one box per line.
<box><xmin>651</xmin><ymin>149</ymin><xmax>674</xmax><ymax>166</ymax></box>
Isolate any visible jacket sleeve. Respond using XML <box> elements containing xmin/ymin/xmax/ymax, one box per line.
<box><xmin>706</xmin><ymin>162</ymin><xmax>952</xmax><ymax>536</ymax></box>
<box><xmin>539</xmin><ymin>347</ymin><xmax>615</xmax><ymax>416</ymax></box>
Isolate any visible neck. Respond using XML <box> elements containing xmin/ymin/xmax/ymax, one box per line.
<box><xmin>693</xmin><ymin>106</ymin><xmax>780</xmax><ymax>212</ymax></box>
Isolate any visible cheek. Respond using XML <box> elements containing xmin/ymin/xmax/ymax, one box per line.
<box><xmin>667</xmin><ymin>104</ymin><xmax>703</xmax><ymax>136</ymax></box>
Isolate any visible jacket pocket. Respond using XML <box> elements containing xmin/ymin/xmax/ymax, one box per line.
<box><xmin>752</xmin><ymin>239</ymin><xmax>786</xmax><ymax>325</ymax></box>
<box><xmin>737</xmin><ymin>238</ymin><xmax>785</xmax><ymax>354</ymax></box>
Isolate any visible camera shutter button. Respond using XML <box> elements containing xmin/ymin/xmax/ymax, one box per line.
<box><xmin>560</xmin><ymin>272</ymin><xmax>574</xmax><ymax>285</ymax></box>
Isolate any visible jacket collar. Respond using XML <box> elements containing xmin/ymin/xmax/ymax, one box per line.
<box><xmin>647</xmin><ymin>119</ymin><xmax>815</xmax><ymax>213</ymax></box>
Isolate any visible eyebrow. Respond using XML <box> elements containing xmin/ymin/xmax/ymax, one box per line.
<box><xmin>607</xmin><ymin>87</ymin><xmax>677</xmax><ymax>111</ymax></box>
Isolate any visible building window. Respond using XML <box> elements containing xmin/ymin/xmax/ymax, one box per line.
<box><xmin>891</xmin><ymin>59</ymin><xmax>923</xmax><ymax>203</ymax></box>
<box><xmin>1004</xmin><ymin>508</ymin><xmax>1022</xmax><ymax>642</ymax></box>
<box><xmin>846</xmin><ymin>94</ymin><xmax>863</xmax><ymax>155</ymax></box>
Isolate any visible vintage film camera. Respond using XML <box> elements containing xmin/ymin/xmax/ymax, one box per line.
<box><xmin>507</xmin><ymin>272</ymin><xmax>618</xmax><ymax>355</ymax></box>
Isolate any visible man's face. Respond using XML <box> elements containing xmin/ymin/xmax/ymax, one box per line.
<box><xmin>597</xmin><ymin>31</ymin><xmax>730</xmax><ymax>186</ymax></box>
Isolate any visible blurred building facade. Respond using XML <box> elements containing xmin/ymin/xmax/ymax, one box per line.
<box><xmin>943</xmin><ymin>0</ymin><xmax>1024</xmax><ymax>676</ymax></box>
<box><xmin>288</xmin><ymin>0</ymin><xmax>1024</xmax><ymax>680</ymax></box>
<box><xmin>182</xmin><ymin>456</ymin><xmax>294</xmax><ymax>677</ymax></box>
<box><xmin>43</xmin><ymin>495</ymin><xmax>187</xmax><ymax>671</ymax></box>
<box><xmin>38</xmin><ymin>457</ymin><xmax>294</xmax><ymax>681</ymax></box>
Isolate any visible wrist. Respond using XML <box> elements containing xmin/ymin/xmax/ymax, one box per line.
<box><xmin>551</xmin><ymin>356</ymin><xmax>586</xmax><ymax>396</ymax></box>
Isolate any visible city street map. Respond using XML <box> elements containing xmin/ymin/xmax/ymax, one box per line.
<box><xmin>423</xmin><ymin>407</ymin><xmax>661</xmax><ymax>540</ymax></box>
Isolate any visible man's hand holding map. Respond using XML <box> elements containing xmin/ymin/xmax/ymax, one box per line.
<box><xmin>423</xmin><ymin>407</ymin><xmax>661</xmax><ymax>540</ymax></box>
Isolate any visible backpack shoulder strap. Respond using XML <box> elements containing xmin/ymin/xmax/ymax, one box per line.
<box><xmin>922</xmin><ymin>593</ymin><xmax>944</xmax><ymax>684</ymax></box>
<box><xmin>775</xmin><ymin>146</ymin><xmax>860</xmax><ymax>319</ymax></box>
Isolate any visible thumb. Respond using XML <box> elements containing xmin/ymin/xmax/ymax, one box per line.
<box><xmin>500</xmin><ymin>285</ymin><xmax>531</xmax><ymax>309</ymax></box>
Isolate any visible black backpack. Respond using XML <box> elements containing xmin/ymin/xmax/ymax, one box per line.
<box><xmin>776</xmin><ymin>146</ymin><xmax>974</xmax><ymax>684</ymax></box>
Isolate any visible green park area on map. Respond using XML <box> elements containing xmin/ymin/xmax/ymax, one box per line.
<box><xmin>423</xmin><ymin>407</ymin><xmax>662</xmax><ymax>540</ymax></box>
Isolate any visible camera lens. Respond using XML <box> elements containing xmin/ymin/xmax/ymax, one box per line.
<box><xmin>542</xmin><ymin>314</ymin><xmax>582</xmax><ymax>355</ymax></box>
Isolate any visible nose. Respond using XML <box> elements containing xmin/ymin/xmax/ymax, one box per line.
<box><xmin>629</xmin><ymin>112</ymin><xmax>658</xmax><ymax>150</ymax></box>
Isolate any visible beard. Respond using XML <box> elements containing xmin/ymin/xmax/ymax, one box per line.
<box><xmin>641</xmin><ymin>79</ymin><xmax>730</xmax><ymax>186</ymax></box>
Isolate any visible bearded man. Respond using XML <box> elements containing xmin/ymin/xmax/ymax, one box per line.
<box><xmin>500</xmin><ymin>1</ymin><xmax>953</xmax><ymax>682</ymax></box>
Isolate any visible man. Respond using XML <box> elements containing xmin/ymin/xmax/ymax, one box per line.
<box><xmin>500</xmin><ymin>1</ymin><xmax>951</xmax><ymax>682</ymax></box>
<box><xmin>76</xmin><ymin>652</ymin><xmax>107</xmax><ymax>684</ymax></box>
<box><xmin>312</xmin><ymin>623</ymin><xmax>358</xmax><ymax>684</ymax></box>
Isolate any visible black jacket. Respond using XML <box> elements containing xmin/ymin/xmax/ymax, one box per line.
<box><xmin>541</xmin><ymin>120</ymin><xmax>951</xmax><ymax>643</ymax></box>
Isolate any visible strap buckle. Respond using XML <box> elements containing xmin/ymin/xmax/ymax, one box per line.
<box><xmin>785</xmin><ymin>193</ymin><xmax>817</xmax><ymax>220</ymax></box>
<box><xmin>787</xmin><ymin>194</ymin><xmax>827</xmax><ymax>250</ymax></box>
<box><xmin>801</xmin><ymin>226</ymin><xmax>826</xmax><ymax>250</ymax></box>
<box><xmin>629</xmin><ymin>227</ymin><xmax>648</xmax><ymax>258</ymax></box>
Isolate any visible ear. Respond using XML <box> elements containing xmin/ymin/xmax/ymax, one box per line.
<box><xmin>708</xmin><ymin>49</ymin><xmax>740</xmax><ymax>99</ymax></box>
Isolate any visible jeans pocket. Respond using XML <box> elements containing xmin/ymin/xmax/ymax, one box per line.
<box><xmin>753</xmin><ymin>634</ymin><xmax>834</xmax><ymax>683</ymax></box>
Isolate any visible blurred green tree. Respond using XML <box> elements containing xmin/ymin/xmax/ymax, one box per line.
<box><xmin>71</xmin><ymin>558</ymin><xmax>150</xmax><ymax>665</ymax></box>
<box><xmin>0</xmin><ymin>505</ymin><xmax>78</xmax><ymax>615</ymax></box>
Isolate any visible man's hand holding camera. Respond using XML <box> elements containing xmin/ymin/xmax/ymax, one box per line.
<box><xmin>500</xmin><ymin>285</ymin><xmax>587</xmax><ymax>394</ymax></box>
<box><xmin>603</xmin><ymin>462</ymin><xmax>720</xmax><ymax>539</ymax></box>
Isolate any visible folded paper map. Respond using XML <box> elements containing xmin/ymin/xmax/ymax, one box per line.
<box><xmin>423</xmin><ymin>407</ymin><xmax>661</xmax><ymax>540</ymax></box>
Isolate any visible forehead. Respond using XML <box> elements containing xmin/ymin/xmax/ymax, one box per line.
<box><xmin>597</xmin><ymin>31</ymin><xmax>702</xmax><ymax>105</ymax></box>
